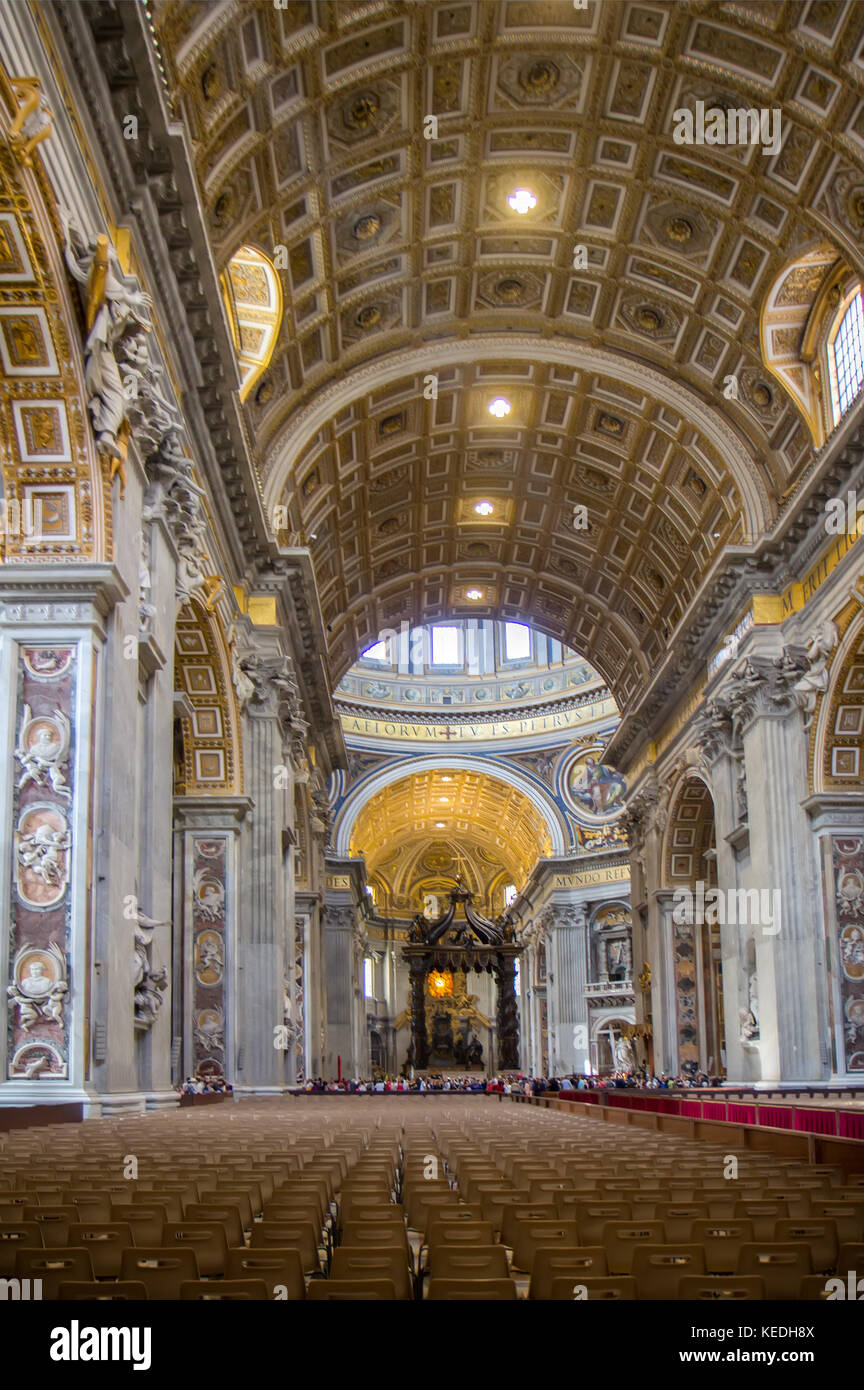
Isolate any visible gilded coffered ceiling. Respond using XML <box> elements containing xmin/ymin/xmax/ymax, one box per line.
<box><xmin>348</xmin><ymin>766</ymin><xmax>551</xmax><ymax>909</ymax></box>
<box><xmin>150</xmin><ymin>0</ymin><xmax>864</xmax><ymax>707</ymax></box>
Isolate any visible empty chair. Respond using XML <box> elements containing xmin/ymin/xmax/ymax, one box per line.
<box><xmin>331</xmin><ymin>1247</ymin><xmax>413</xmax><ymax>1300</ymax></box>
<box><xmin>426</xmin><ymin>1220</ymin><xmax>493</xmax><ymax>1248</ymax></box>
<box><xmin>180</xmin><ymin>1279</ymin><xmax>269</xmax><ymax>1300</ymax></box>
<box><xmin>61</xmin><ymin>1191</ymin><xmax>113</xmax><ymax>1223</ymax></box>
<box><xmin>678</xmin><ymin>1276</ymin><xmax>764</xmax><ymax>1301</ymax></box>
<box><xmin>690</xmin><ymin>1219</ymin><xmax>755</xmax><ymax>1275</ymax></box>
<box><xmin>263</xmin><ymin>1195</ymin><xmax>325</xmax><ymax>1227</ymax></box>
<box><xmin>405</xmin><ymin>1190</ymin><xmax>457</xmax><ymax>1231</ymax></box>
<box><xmin>734</xmin><ymin>1202</ymin><xmax>786</xmax><ymax>1241</ymax></box>
<box><xmin>736</xmin><ymin>1243</ymin><xmax>812</xmax><ymax>1299</ymax></box>
<box><xmin>797</xmin><ymin>1275</ymin><xmax>835</xmax><ymax>1301</ymax></box>
<box><xmin>15</xmin><ymin>1247</ymin><xmax>93</xmax><ymax>1300</ymax></box>
<box><xmin>653</xmin><ymin>1203</ymin><xmax>709</xmax><ymax>1242</ymax></box>
<box><xmin>339</xmin><ymin>1204</ymin><xmax>402</xmax><ymax>1228</ymax></box>
<box><xmin>479</xmin><ymin>1190</ymin><xmax>530</xmax><ymax>1233</ymax></box>
<box><xmin>59</xmin><ymin>1281</ymin><xmax>149</xmax><ymax>1300</ymax></box>
<box><xmin>339</xmin><ymin>1197</ymin><xmax>399</xmax><ymax>1224</ymax></box>
<box><xmin>424</xmin><ymin>1205</ymin><xmax>483</xmax><ymax>1237</ymax></box>
<box><xmin>426</xmin><ymin>1278</ymin><xmax>517</xmax><ymax>1301</ymax></box>
<box><xmin>183</xmin><ymin>1203</ymin><xmax>244</xmax><ymax>1249</ymax></box>
<box><xmin>340</xmin><ymin>1222</ymin><xmax>409</xmax><ymax>1254</ymax></box>
<box><xmin>577</xmin><ymin>1203</ymin><xmax>632</xmax><ymax>1246</ymax></box>
<box><xmin>837</xmin><ymin>1242</ymin><xmax>864</xmax><ymax>1275</ymax></box>
<box><xmin>564</xmin><ymin>1276</ymin><xmax>636</xmax><ymax>1301</ymax></box>
<box><xmin>529</xmin><ymin>1247</ymin><xmax>608</xmax><ymax>1300</ymax></box>
<box><xmin>21</xmin><ymin>1207</ymin><xmax>75</xmax><ymax>1249</ymax></box>
<box><xmin>602</xmin><ymin>1221</ymin><xmax>666</xmax><ymax>1275</ymax></box>
<box><xmin>511</xmin><ymin>1220</ymin><xmax>581</xmax><ymax>1274</ymax></box>
<box><xmin>0</xmin><ymin>1222</ymin><xmax>43</xmax><ymax>1275</ymax></box>
<box><xmin>250</xmin><ymin>1221</ymin><xmax>322</xmax><ymax>1274</ymax></box>
<box><xmin>810</xmin><ymin>1201</ymin><xmax>864</xmax><ymax>1244</ymax></box>
<box><xmin>162</xmin><ymin>1222</ymin><xmax>229</xmax><ymax>1277</ymax></box>
<box><xmin>774</xmin><ymin>1218</ymin><xmax>838</xmax><ymax>1273</ymax></box>
<box><xmin>501</xmin><ymin>1202</ymin><xmax>558</xmax><ymax>1250</ymax></box>
<box><xmin>307</xmin><ymin>1279</ymin><xmax>397</xmax><ymax>1301</ymax></box>
<box><xmin>632</xmin><ymin>1244</ymin><xmax>706</xmax><ymax>1300</ymax></box>
<box><xmin>67</xmin><ymin>1223</ymin><xmax>133</xmax><ymax>1278</ymax></box>
<box><xmin>129</xmin><ymin>1190</ymin><xmax>184</xmax><ymax>1221</ymax></box>
<box><xmin>427</xmin><ymin>1245</ymin><xmax>509</xmax><ymax>1281</ymax></box>
<box><xmin>226</xmin><ymin>1248</ymin><xmax>305</xmax><ymax>1300</ymax></box>
<box><xmin>109</xmin><ymin>1205</ymin><xmax>165</xmax><ymax>1248</ymax></box>
<box><xmin>120</xmin><ymin>1247</ymin><xmax>200</xmax><ymax>1300</ymax></box>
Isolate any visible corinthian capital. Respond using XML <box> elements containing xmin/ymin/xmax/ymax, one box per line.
<box><xmin>622</xmin><ymin>785</ymin><xmax>666</xmax><ymax>846</ymax></box>
<box><xmin>726</xmin><ymin>649</ymin><xmax>810</xmax><ymax>725</ymax></box>
<box><xmin>242</xmin><ymin>654</ymin><xmax>302</xmax><ymax>727</ymax></box>
<box><xmin>693</xmin><ymin>698</ymin><xmax>735</xmax><ymax>761</ymax></box>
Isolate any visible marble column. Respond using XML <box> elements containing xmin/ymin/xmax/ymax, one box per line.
<box><xmin>409</xmin><ymin>957</ymin><xmax>429</xmax><ymax>1069</ymax></box>
<box><xmin>740</xmin><ymin>686</ymin><xmax>827</xmax><ymax>1082</ymax></box>
<box><xmin>172</xmin><ymin>798</ymin><xmax>249</xmax><ymax>1087</ymax></box>
<box><xmin>650</xmin><ymin>893</ymin><xmax>682</xmax><ymax>1076</ymax></box>
<box><xmin>624</xmin><ymin>786</ymin><xmax>668</xmax><ymax>1074</ymax></box>
<box><xmin>325</xmin><ymin>906</ymin><xmax>357</xmax><ymax>1077</ymax></box>
<box><xmin>495</xmin><ymin>955</ymin><xmax>520</xmax><ymax>1070</ymax></box>
<box><xmin>0</xmin><ymin>565</ymin><xmax>124</xmax><ymax>1112</ymax></box>
<box><xmin>548</xmin><ymin>905</ymin><xmax>589</xmax><ymax>1073</ymax></box>
<box><xmin>237</xmin><ymin>655</ymin><xmax>297</xmax><ymax>1093</ymax></box>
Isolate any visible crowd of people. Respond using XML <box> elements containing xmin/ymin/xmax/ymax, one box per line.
<box><xmin>178</xmin><ymin>1075</ymin><xmax>233</xmax><ymax>1096</ymax></box>
<box><xmin>294</xmin><ymin>1070</ymin><xmax>724</xmax><ymax>1094</ymax></box>
<box><xmin>298</xmin><ymin>1075</ymin><xmax>492</xmax><ymax>1093</ymax></box>
<box><xmin>530</xmin><ymin>1071</ymin><xmax>723</xmax><ymax>1092</ymax></box>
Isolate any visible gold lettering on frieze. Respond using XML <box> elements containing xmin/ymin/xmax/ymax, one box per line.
<box><xmin>340</xmin><ymin>698</ymin><xmax>616</xmax><ymax>743</ymax></box>
<box><xmin>551</xmin><ymin>865</ymin><xmax>630</xmax><ymax>890</ymax></box>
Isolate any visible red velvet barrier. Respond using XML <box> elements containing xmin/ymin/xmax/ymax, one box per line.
<box><xmin>838</xmin><ymin>1112</ymin><xmax>864</xmax><ymax>1140</ymax></box>
<box><xmin>728</xmin><ymin>1104</ymin><xmax>757</xmax><ymax>1124</ymax></box>
<box><xmin>680</xmin><ymin>1100</ymin><xmax>701</xmax><ymax>1118</ymax></box>
<box><xmin>794</xmin><ymin>1107</ymin><xmax>837</xmax><ymax>1134</ymax></box>
<box><xmin>756</xmin><ymin>1105</ymin><xmax>796</xmax><ymax>1128</ymax></box>
<box><xmin>701</xmin><ymin>1101</ymin><xmax>728</xmax><ymax>1121</ymax></box>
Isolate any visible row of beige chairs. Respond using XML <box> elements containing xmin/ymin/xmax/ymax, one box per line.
<box><xmin>2</xmin><ymin>1098</ymin><xmax>862</xmax><ymax>1299</ymax></box>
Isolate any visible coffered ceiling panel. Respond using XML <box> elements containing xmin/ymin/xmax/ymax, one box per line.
<box><xmin>151</xmin><ymin>0</ymin><xmax>864</xmax><ymax>708</ymax></box>
<box><xmin>349</xmin><ymin>767</ymin><xmax>551</xmax><ymax>909</ymax></box>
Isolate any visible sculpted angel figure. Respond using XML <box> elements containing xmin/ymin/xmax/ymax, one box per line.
<box><xmin>9</xmin><ymin>77</ymin><xmax>53</xmax><ymax>166</ymax></box>
<box><xmin>62</xmin><ymin>214</ymin><xmax>152</xmax><ymax>494</ymax></box>
<box><xmin>793</xmin><ymin>620</ymin><xmax>839</xmax><ymax>727</ymax></box>
<box><xmin>18</xmin><ymin>821</ymin><xmax>70</xmax><ymax>885</ymax></box>
<box><xmin>7</xmin><ymin>944</ymin><xmax>68</xmax><ymax>1031</ymax></box>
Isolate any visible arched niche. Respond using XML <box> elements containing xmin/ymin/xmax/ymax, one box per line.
<box><xmin>760</xmin><ymin>243</ymin><xmax>858</xmax><ymax>453</ymax></box>
<box><xmin>173</xmin><ymin>598</ymin><xmax>243</xmax><ymax>796</ymax></box>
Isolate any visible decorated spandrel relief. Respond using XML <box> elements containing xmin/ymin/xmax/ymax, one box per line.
<box><xmin>831</xmin><ymin>837</ymin><xmax>864</xmax><ymax>1072</ymax></box>
<box><xmin>191</xmin><ymin>837</ymin><xmax>227</xmax><ymax>1078</ymax></box>
<box><xmin>7</xmin><ymin>645</ymin><xmax>77</xmax><ymax>1079</ymax></box>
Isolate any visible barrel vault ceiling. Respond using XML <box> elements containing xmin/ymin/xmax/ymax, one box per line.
<box><xmin>151</xmin><ymin>0</ymin><xmax>864</xmax><ymax>709</ymax></box>
<box><xmin>348</xmin><ymin>767</ymin><xmax>552</xmax><ymax>910</ymax></box>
